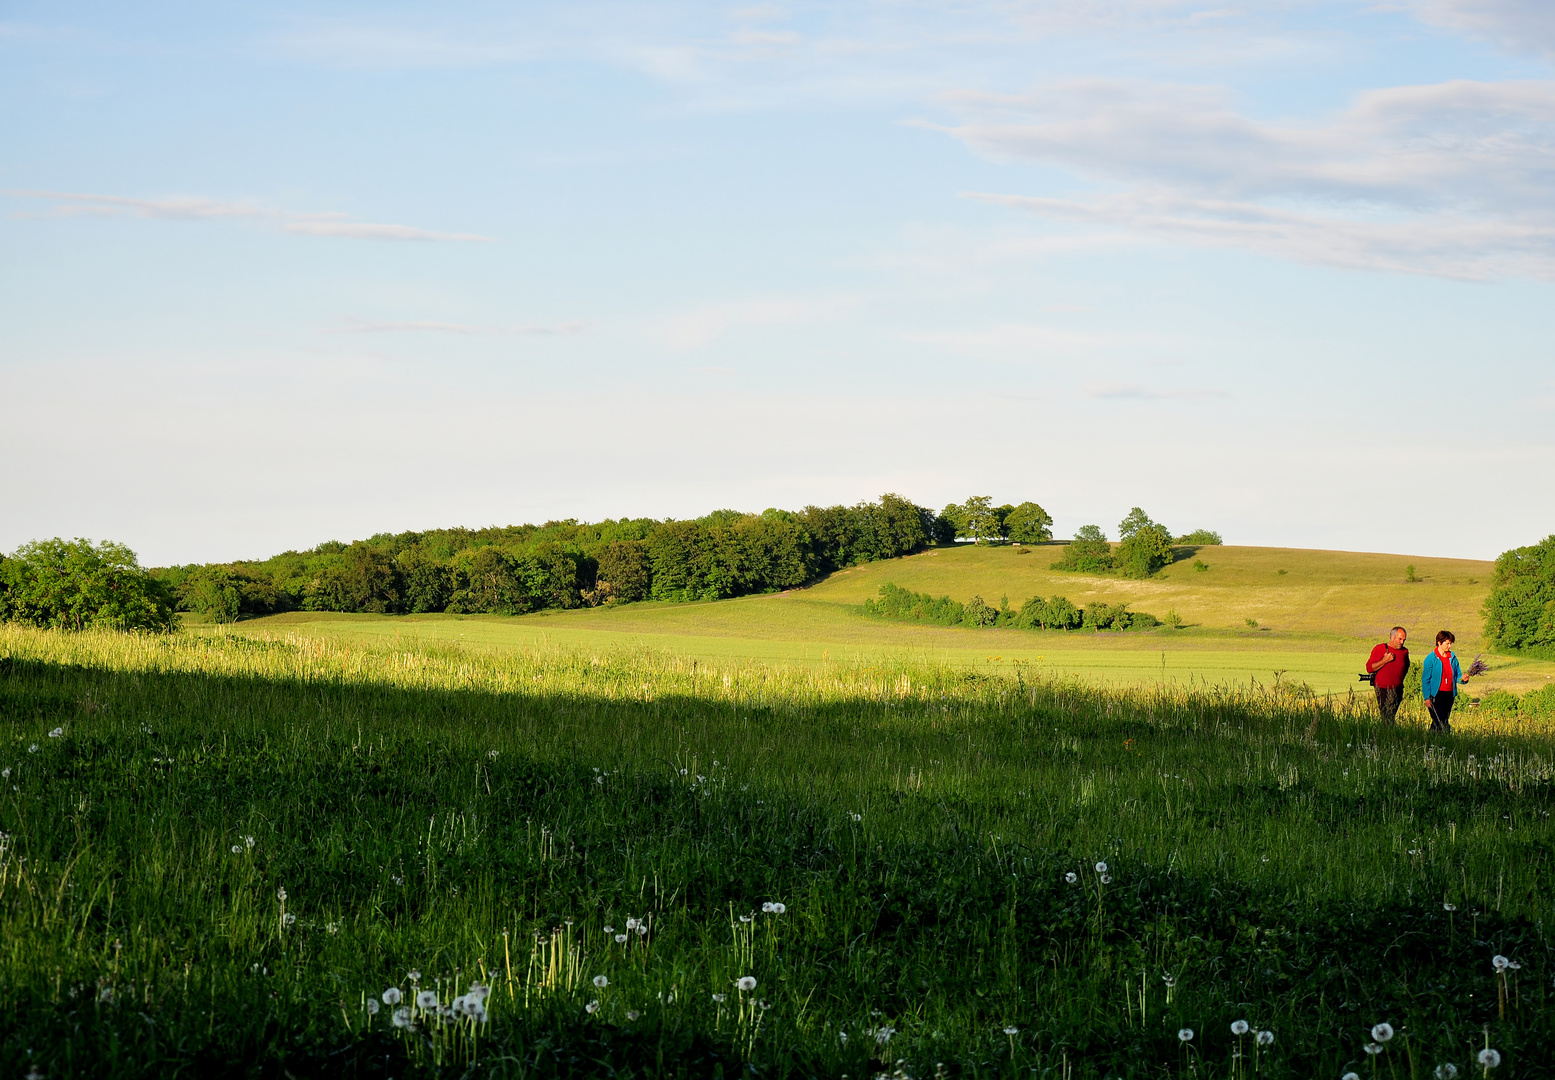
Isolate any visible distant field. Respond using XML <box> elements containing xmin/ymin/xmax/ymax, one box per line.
<box><xmin>211</xmin><ymin>544</ymin><xmax>1555</xmax><ymax>697</ymax></box>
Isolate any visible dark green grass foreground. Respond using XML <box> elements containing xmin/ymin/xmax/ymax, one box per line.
<box><xmin>1</xmin><ymin>628</ymin><xmax>1553</xmax><ymax>1078</ymax></box>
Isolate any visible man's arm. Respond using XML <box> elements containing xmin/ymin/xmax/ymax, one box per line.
<box><xmin>1366</xmin><ymin>646</ymin><xmax>1393</xmax><ymax>673</ymax></box>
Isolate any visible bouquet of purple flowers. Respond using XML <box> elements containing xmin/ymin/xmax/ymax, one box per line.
<box><xmin>1465</xmin><ymin>654</ymin><xmax>1489</xmax><ymax>678</ymax></box>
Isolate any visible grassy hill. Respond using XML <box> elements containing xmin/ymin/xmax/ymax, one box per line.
<box><xmin>209</xmin><ymin>543</ymin><xmax>1555</xmax><ymax>697</ymax></box>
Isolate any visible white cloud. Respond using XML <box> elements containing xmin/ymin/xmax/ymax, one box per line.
<box><xmin>942</xmin><ymin>78</ymin><xmax>1555</xmax><ymax>279</ymax></box>
<box><xmin>3</xmin><ymin>189</ymin><xmax>492</xmax><ymax>242</ymax></box>
<box><xmin>1416</xmin><ymin>0</ymin><xmax>1555</xmax><ymax>56</ymax></box>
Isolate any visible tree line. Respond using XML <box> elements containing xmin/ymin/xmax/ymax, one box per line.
<box><xmin>863</xmin><ymin>582</ymin><xmax>1159</xmax><ymax>631</ymax></box>
<box><xmin>1049</xmin><ymin>507</ymin><xmax>1222</xmax><ymax>579</ymax></box>
<box><xmin>150</xmin><ymin>494</ymin><xmax>956</xmax><ymax>621</ymax></box>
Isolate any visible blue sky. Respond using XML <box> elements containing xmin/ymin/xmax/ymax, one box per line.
<box><xmin>3</xmin><ymin>0</ymin><xmax>1553</xmax><ymax>565</ymax></box>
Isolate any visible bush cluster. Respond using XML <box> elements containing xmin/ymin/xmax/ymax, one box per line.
<box><xmin>1476</xmin><ymin>684</ymin><xmax>1555</xmax><ymax>721</ymax></box>
<box><xmin>151</xmin><ymin>494</ymin><xmax>945</xmax><ymax>620</ymax></box>
<box><xmin>1050</xmin><ymin>508</ymin><xmax>1220</xmax><ymax>580</ymax></box>
<box><xmin>863</xmin><ymin>582</ymin><xmax>1158</xmax><ymax>631</ymax></box>
<box><xmin>0</xmin><ymin>539</ymin><xmax>177</xmax><ymax>632</ymax></box>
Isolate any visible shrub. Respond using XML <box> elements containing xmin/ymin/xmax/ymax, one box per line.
<box><xmin>0</xmin><ymin>538</ymin><xmax>177</xmax><ymax>632</ymax></box>
<box><xmin>1193</xmin><ymin>559</ymin><xmax>1209</xmax><ymax>572</ymax></box>
<box><xmin>1116</xmin><ymin>525</ymin><xmax>1174</xmax><ymax>579</ymax></box>
<box><xmin>1520</xmin><ymin>684</ymin><xmax>1555</xmax><ymax>721</ymax></box>
<box><xmin>863</xmin><ymin>583</ymin><xmax>965</xmax><ymax>627</ymax></box>
<box><xmin>1084</xmin><ymin>602</ymin><xmax>1129</xmax><ymax>631</ymax></box>
<box><xmin>1051</xmin><ymin>526</ymin><xmax>1114</xmax><ymax>573</ymax></box>
<box><xmin>1477</xmin><ymin>689</ymin><xmax>1520</xmax><ymax>718</ymax></box>
<box><xmin>1176</xmin><ymin>529</ymin><xmax>1223</xmax><ymax>545</ymax></box>
<box><xmin>1165</xmin><ymin>609</ymin><xmax>1184</xmax><ymax>629</ymax></box>
<box><xmin>962</xmin><ymin>595</ymin><xmax>998</xmax><ymax>627</ymax></box>
<box><xmin>1129</xmin><ymin>611</ymin><xmax>1161</xmax><ymax>629</ymax></box>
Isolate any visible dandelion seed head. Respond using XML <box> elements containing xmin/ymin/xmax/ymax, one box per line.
<box><xmin>1003</xmin><ymin>1025</ymin><xmax>1019</xmax><ymax>1035</ymax></box>
<box><xmin>593</xmin><ymin>975</ymin><xmax>609</xmax><ymax>988</ymax></box>
<box><xmin>1177</xmin><ymin>1028</ymin><xmax>1193</xmax><ymax>1042</ymax></box>
<box><xmin>276</xmin><ymin>887</ymin><xmax>287</xmax><ymax>902</ymax></box>
<box><xmin>282</xmin><ymin>912</ymin><xmax>296</xmax><ymax>926</ymax></box>
<box><xmin>586</xmin><ymin>999</ymin><xmax>600</xmax><ymax>1014</ymax></box>
<box><xmin>1443</xmin><ymin>902</ymin><xmax>1456</xmax><ymax>911</ymax></box>
<box><xmin>875</xmin><ymin>1026</ymin><xmax>896</xmax><ymax>1044</ymax></box>
<box><xmin>1364</xmin><ymin>1043</ymin><xmax>1383</xmax><ymax>1056</ymax></box>
<box><xmin>416</xmin><ymin>990</ymin><xmax>438</xmax><ymax>1009</ymax></box>
<box><xmin>1065</xmin><ymin>872</ymin><xmax>1078</xmax><ymax>884</ymax></box>
<box><xmin>1256</xmin><ymin>1030</ymin><xmax>1273</xmax><ymax>1046</ymax></box>
<box><xmin>1095</xmin><ymin>862</ymin><xmax>1108</xmax><ymax>874</ymax></box>
<box><xmin>408</xmin><ymin>970</ymin><xmax>421</xmax><ymax>983</ymax></box>
<box><xmin>736</xmin><ymin>976</ymin><xmax>757</xmax><ymax>991</ymax></box>
<box><xmin>231</xmin><ymin>844</ymin><xmax>243</xmax><ymax>854</ymax></box>
<box><xmin>392</xmin><ymin>1005</ymin><xmax>412</xmax><ymax>1028</ymax></box>
<box><xmin>636</xmin><ymin>924</ymin><xmax>647</xmax><ymax>936</ymax></box>
<box><xmin>1478</xmin><ymin>1048</ymin><xmax>1501</xmax><ymax>1069</ymax></box>
<box><xmin>604</xmin><ymin>925</ymin><xmax>614</xmax><ymax>934</ymax></box>
<box><xmin>712</xmin><ymin>993</ymin><xmax>726</xmax><ymax>1003</ymax></box>
<box><xmin>49</xmin><ymin>727</ymin><xmax>64</xmax><ymax>738</ymax></box>
<box><xmin>367</xmin><ymin>998</ymin><xmax>380</xmax><ymax>1015</ymax></box>
<box><xmin>1492</xmin><ymin>955</ymin><xmax>1510</xmax><ymax>972</ymax></box>
<box><xmin>1230</xmin><ymin>1020</ymin><xmax>1249</xmax><ymax>1036</ymax></box>
<box><xmin>1100</xmin><ymin>874</ymin><xmax>1112</xmax><ymax>884</ymax></box>
<box><xmin>627</xmin><ymin>1010</ymin><xmax>640</xmax><ymax>1021</ymax></box>
<box><xmin>616</xmin><ymin>934</ymin><xmax>628</xmax><ymax>943</ymax></box>
<box><xmin>1371</xmin><ymin>1023</ymin><xmax>1394</xmax><ymax>1042</ymax></box>
<box><xmin>1343</xmin><ymin>1073</ymin><xmax>1361</xmax><ymax>1080</ymax></box>
<box><xmin>1435</xmin><ymin>1065</ymin><xmax>1459</xmax><ymax>1079</ymax></box>
<box><xmin>625</xmin><ymin>918</ymin><xmax>640</xmax><ymax>930</ymax></box>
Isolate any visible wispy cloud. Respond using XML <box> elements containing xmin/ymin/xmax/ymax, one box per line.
<box><xmin>941</xmin><ymin>78</ymin><xmax>1555</xmax><ymax>279</ymax></box>
<box><xmin>324</xmin><ymin>318</ymin><xmax>584</xmax><ymax>335</ymax></box>
<box><xmin>4</xmin><ymin>189</ymin><xmax>493</xmax><ymax>242</ymax></box>
<box><xmin>1416</xmin><ymin>0</ymin><xmax>1555</xmax><ymax>56</ymax></box>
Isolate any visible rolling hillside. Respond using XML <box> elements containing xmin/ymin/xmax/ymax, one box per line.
<box><xmin>207</xmin><ymin>543</ymin><xmax>1555</xmax><ymax>697</ymax></box>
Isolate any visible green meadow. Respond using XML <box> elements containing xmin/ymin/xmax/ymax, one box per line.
<box><xmin>207</xmin><ymin>544</ymin><xmax>1555</xmax><ymax>697</ymax></box>
<box><xmin>4</xmin><ymin>544</ymin><xmax>1555</xmax><ymax>1078</ymax></box>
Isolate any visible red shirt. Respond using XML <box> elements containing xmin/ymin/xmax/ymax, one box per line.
<box><xmin>1439</xmin><ymin>652</ymin><xmax>1456</xmax><ymax>691</ymax></box>
<box><xmin>1367</xmin><ymin>642</ymin><xmax>1409</xmax><ymax>688</ymax></box>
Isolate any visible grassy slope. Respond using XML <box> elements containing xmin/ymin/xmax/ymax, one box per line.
<box><xmin>217</xmin><ymin>544</ymin><xmax>1555</xmax><ymax>697</ymax></box>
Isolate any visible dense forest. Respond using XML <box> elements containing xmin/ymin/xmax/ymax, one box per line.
<box><xmin>147</xmin><ymin>494</ymin><xmax>969</xmax><ymax>621</ymax></box>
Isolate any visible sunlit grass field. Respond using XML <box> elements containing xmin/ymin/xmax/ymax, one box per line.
<box><xmin>4</xmin><ymin>622</ymin><xmax>1555</xmax><ymax>1078</ymax></box>
<box><xmin>209</xmin><ymin>544</ymin><xmax>1555</xmax><ymax>697</ymax></box>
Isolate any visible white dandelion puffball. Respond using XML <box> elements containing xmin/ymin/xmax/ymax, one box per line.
<box><xmin>1230</xmin><ymin>1020</ymin><xmax>1250</xmax><ymax>1036</ymax></box>
<box><xmin>1371</xmin><ymin>1023</ymin><xmax>1394</xmax><ymax>1042</ymax></box>
<box><xmin>636</xmin><ymin>924</ymin><xmax>648</xmax><ymax>936</ymax></box>
<box><xmin>875</xmin><ymin>1027</ymin><xmax>896</xmax><ymax>1044</ymax></box>
<box><xmin>416</xmin><ymin>990</ymin><xmax>438</xmax><ymax>1009</ymax></box>
<box><xmin>470</xmin><ymin>1002</ymin><xmax>488</xmax><ymax>1023</ymax></box>
<box><xmin>469</xmin><ymin>983</ymin><xmax>489</xmax><ymax>1000</ymax></box>
<box><xmin>603</xmin><ymin>926</ymin><xmax>614</xmax><ymax>934</ymax></box>
<box><xmin>29</xmin><ymin>744</ymin><xmax>38</xmax><ymax>753</ymax></box>
<box><xmin>367</xmin><ymin>998</ymin><xmax>380</xmax><ymax>1015</ymax></box>
<box><xmin>851</xmin><ymin>813</ymin><xmax>862</xmax><ymax>822</ymax></box>
<box><xmin>276</xmin><ymin>887</ymin><xmax>287</xmax><ymax>902</ymax></box>
<box><xmin>282</xmin><ymin>912</ymin><xmax>296</xmax><ymax>927</ymax></box>
<box><xmin>739</xmin><ymin>915</ymin><xmax>752</xmax><ymax>924</ymax></box>
<box><xmin>1363</xmin><ymin>1043</ymin><xmax>1383</xmax><ymax>1056</ymax></box>
<box><xmin>838</xmin><ymin>1032</ymin><xmax>848</xmax><ymax>1044</ymax></box>
<box><xmin>408</xmin><ymin>969</ymin><xmax>421</xmax><ymax>983</ymax></box>
<box><xmin>626</xmin><ymin>918</ymin><xmax>640</xmax><ymax>930</ymax></box>
<box><xmin>593</xmin><ymin>975</ymin><xmax>609</xmax><ymax>988</ymax></box>
<box><xmin>762</xmin><ymin>902</ymin><xmax>774</xmax><ymax>913</ymax></box>
<box><xmin>1256</xmin><ymin>1030</ymin><xmax>1273</xmax><ymax>1046</ymax></box>
<box><xmin>1443</xmin><ymin>902</ymin><xmax>1456</xmax><ymax>911</ymax></box>
<box><xmin>49</xmin><ymin>727</ymin><xmax>64</xmax><ymax>738</ymax></box>
<box><xmin>231</xmin><ymin>844</ymin><xmax>243</xmax><ymax>854</ymax></box>
<box><xmin>615</xmin><ymin>934</ymin><xmax>629</xmax><ymax>944</ymax></box>
<box><xmin>1343</xmin><ymin>1074</ymin><xmax>1361</xmax><ymax>1080</ymax></box>
<box><xmin>1095</xmin><ymin>862</ymin><xmax>1108</xmax><ymax>874</ymax></box>
<box><xmin>1435</xmin><ymin>1065</ymin><xmax>1459</xmax><ymax>1079</ymax></box>
<box><xmin>1492</xmin><ymin>955</ymin><xmax>1510</xmax><ymax>971</ymax></box>
<box><xmin>737</xmin><ymin>976</ymin><xmax>757</xmax><ymax>992</ymax></box>
<box><xmin>1003</xmin><ymin>1025</ymin><xmax>1019</xmax><ymax>1036</ymax></box>
<box><xmin>392</xmin><ymin>1006</ymin><xmax>412</xmax><ymax>1028</ymax></box>
<box><xmin>244</xmin><ymin>836</ymin><xmax>255</xmax><ymax>848</ymax></box>
<box><xmin>1478</xmin><ymin>1049</ymin><xmax>1501</xmax><ymax>1069</ymax></box>
<box><xmin>1065</xmin><ymin>872</ymin><xmax>1078</xmax><ymax>884</ymax></box>
<box><xmin>1100</xmin><ymin>874</ymin><xmax>1112</xmax><ymax>884</ymax></box>
<box><xmin>712</xmin><ymin>993</ymin><xmax>726</xmax><ymax>1003</ymax></box>
<box><xmin>1177</xmin><ymin>1028</ymin><xmax>1193</xmax><ymax>1042</ymax></box>
<box><xmin>627</xmin><ymin>1010</ymin><xmax>640</xmax><ymax>1021</ymax></box>
<box><xmin>586</xmin><ymin>999</ymin><xmax>600</xmax><ymax>1014</ymax></box>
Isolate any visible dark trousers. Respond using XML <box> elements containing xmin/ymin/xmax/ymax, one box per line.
<box><xmin>1428</xmin><ymin>690</ymin><xmax>1455</xmax><ymax>733</ymax></box>
<box><xmin>1374</xmin><ymin>685</ymin><xmax>1403</xmax><ymax>722</ymax></box>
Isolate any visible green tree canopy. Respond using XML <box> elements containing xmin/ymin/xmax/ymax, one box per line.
<box><xmin>1118</xmin><ymin>507</ymin><xmax>1163</xmax><ymax>541</ymax></box>
<box><xmin>1004</xmin><ymin>502</ymin><xmax>1054</xmax><ymax>544</ymax></box>
<box><xmin>955</xmin><ymin>496</ymin><xmax>1003</xmax><ymax>544</ymax></box>
<box><xmin>1483</xmin><ymin>535</ymin><xmax>1555</xmax><ymax>658</ymax></box>
<box><xmin>0</xmin><ymin>538</ymin><xmax>177</xmax><ymax>632</ymax></box>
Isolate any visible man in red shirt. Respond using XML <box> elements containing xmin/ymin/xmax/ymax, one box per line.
<box><xmin>1366</xmin><ymin>626</ymin><xmax>1410</xmax><ymax>723</ymax></box>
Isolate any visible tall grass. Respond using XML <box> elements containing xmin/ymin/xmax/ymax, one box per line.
<box><xmin>2</xmin><ymin>622</ymin><xmax>1553</xmax><ymax>1077</ymax></box>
